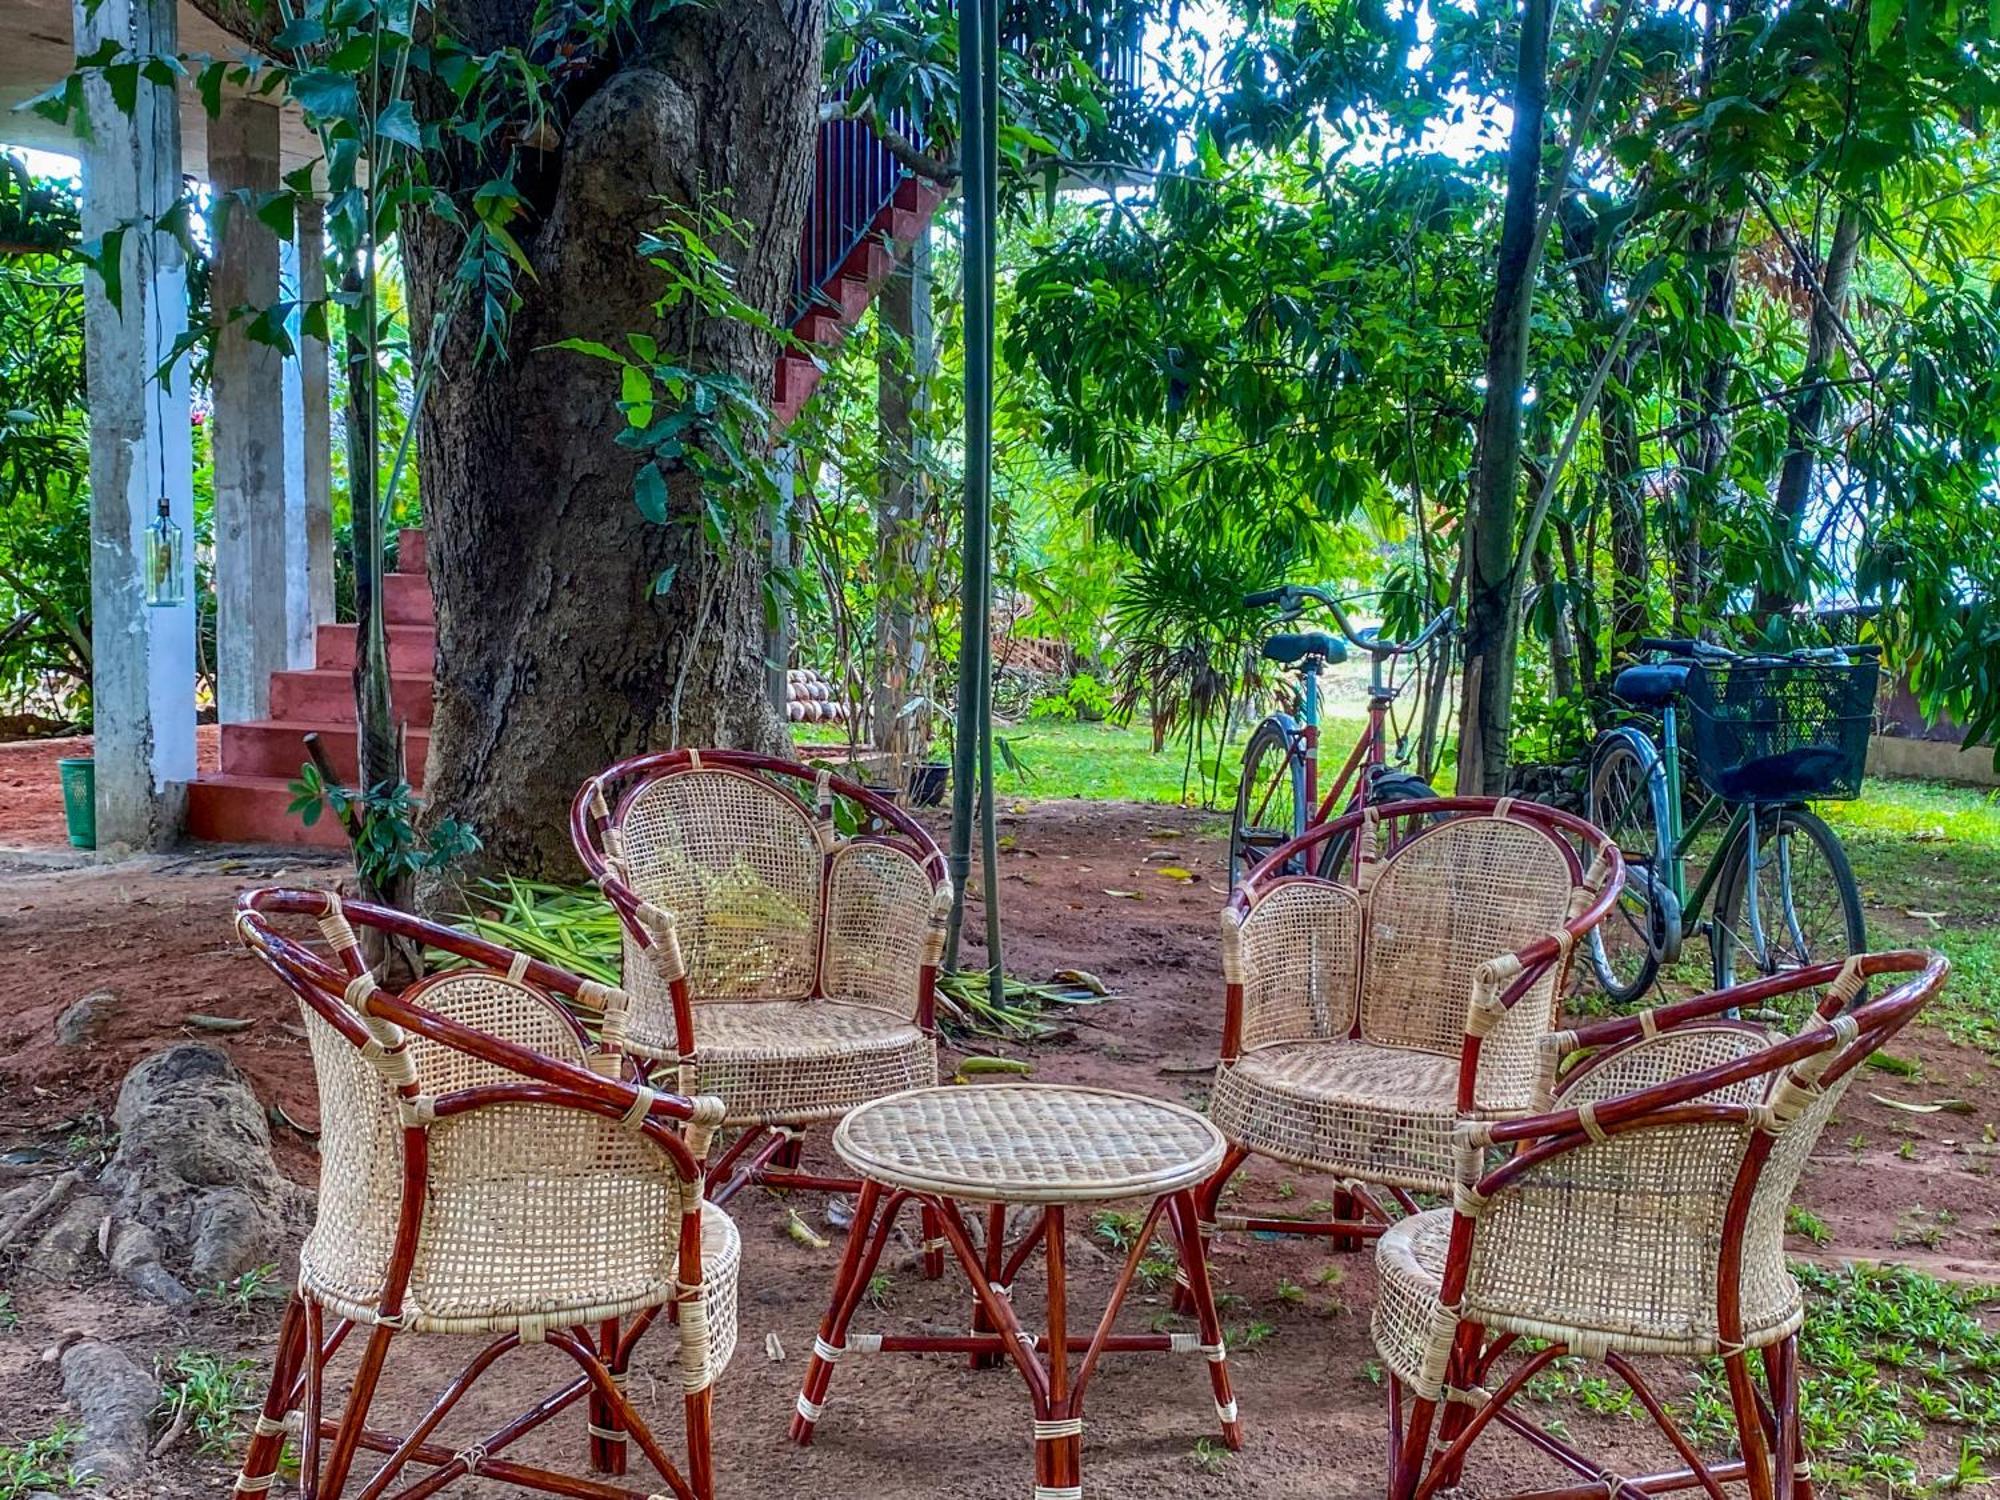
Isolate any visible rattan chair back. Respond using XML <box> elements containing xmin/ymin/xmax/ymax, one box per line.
<box><xmin>1228</xmin><ymin>798</ymin><xmax>1619</xmax><ymax>1113</ymax></box>
<box><xmin>571</xmin><ymin>749</ymin><xmax>950</xmax><ymax>1068</ymax></box>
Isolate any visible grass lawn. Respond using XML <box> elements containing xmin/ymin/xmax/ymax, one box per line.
<box><xmin>987</xmin><ymin>715</ymin><xmax>1373</xmax><ymax>809</ymax></box>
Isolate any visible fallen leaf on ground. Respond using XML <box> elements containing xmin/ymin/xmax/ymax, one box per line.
<box><xmin>1052</xmin><ymin>968</ymin><xmax>1109</xmax><ymax>995</ymax></box>
<box><xmin>1103</xmin><ymin>888</ymin><xmax>1141</xmax><ymax>899</ymax></box>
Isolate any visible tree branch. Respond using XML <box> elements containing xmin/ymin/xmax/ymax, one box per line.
<box><xmin>822</xmin><ymin>97</ymin><xmax>960</xmax><ymax>186</ymax></box>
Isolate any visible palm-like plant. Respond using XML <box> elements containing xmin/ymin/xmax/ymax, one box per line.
<box><xmin>1107</xmin><ymin>532</ymin><xmax>1273</xmax><ymax>804</ymax></box>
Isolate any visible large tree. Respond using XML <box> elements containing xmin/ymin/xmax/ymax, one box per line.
<box><xmin>402</xmin><ymin>2</ymin><xmax>811</xmax><ymax>875</ymax></box>
<box><xmin>187</xmin><ymin>0</ymin><xmax>816</xmax><ymax>877</ymax></box>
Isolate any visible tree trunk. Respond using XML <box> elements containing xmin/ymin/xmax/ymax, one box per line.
<box><xmin>869</xmin><ymin>227</ymin><xmax>936</xmax><ymax>767</ymax></box>
<box><xmin>1758</xmin><ymin>203</ymin><xmax>1862</xmax><ymax>618</ymax></box>
<box><xmin>1561</xmin><ymin>195</ymin><xmax>1648</xmax><ymax>654</ymax></box>
<box><xmin>405</xmin><ymin>3</ymin><xmax>816</xmax><ymax>878</ymax></box>
<box><xmin>1670</xmin><ymin>0</ymin><xmax>1758</xmax><ymax>632</ymax></box>
<box><xmin>1456</xmin><ymin>0</ymin><xmax>1553</xmax><ymax>795</ymax></box>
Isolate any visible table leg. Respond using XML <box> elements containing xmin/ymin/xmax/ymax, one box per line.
<box><xmin>1167</xmin><ymin>1189</ymin><xmax>1243</xmax><ymax>1450</ymax></box>
<box><xmin>969</xmin><ymin>1201</ymin><xmax>1009</xmax><ymax>1370</ymax></box>
<box><xmin>792</xmin><ymin>1181</ymin><xmax>901</xmax><ymax>1445</ymax></box>
<box><xmin>1037</xmin><ymin>1207</ymin><xmax>1081</xmax><ymax>1494</ymax></box>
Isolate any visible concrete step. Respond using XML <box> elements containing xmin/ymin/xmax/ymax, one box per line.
<box><xmin>185</xmin><ymin>773</ymin><xmax>349</xmax><ymax>848</ymax></box>
<box><xmin>775</xmin><ymin>352</ymin><xmax>823</xmax><ymax>427</ymax></box>
<box><xmin>315</xmin><ymin>623</ymin><xmax>437</xmax><ymax>673</ymax></box>
<box><xmin>398</xmin><ymin>528</ymin><xmax>427</xmax><ymax>574</ymax></box>
<box><xmin>269</xmin><ymin>669</ymin><xmax>435</xmax><ymax>726</ymax></box>
<box><xmin>220</xmin><ymin>719</ymin><xmax>430</xmax><ymax>788</ymax></box>
<box><xmin>384</xmin><ymin>571</ymin><xmax>434</xmax><ymax>626</ymax></box>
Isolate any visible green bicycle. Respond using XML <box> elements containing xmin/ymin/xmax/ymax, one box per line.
<box><xmin>1586</xmin><ymin>636</ymin><xmax>1881</xmax><ymax>1004</ymax></box>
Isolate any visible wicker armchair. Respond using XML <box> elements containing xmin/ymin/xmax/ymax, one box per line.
<box><xmin>230</xmin><ymin>890</ymin><xmax>739</xmax><ymax>1500</ymax></box>
<box><xmin>572</xmin><ymin>749</ymin><xmax>952</xmax><ymax>1209</ymax></box>
<box><xmin>1190</xmin><ymin>797</ymin><xmax>1622</xmax><ymax>1273</ymax></box>
<box><xmin>1374</xmin><ymin>949</ymin><xmax>1948</xmax><ymax>1500</ymax></box>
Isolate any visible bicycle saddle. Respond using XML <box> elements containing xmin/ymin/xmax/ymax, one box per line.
<box><xmin>1262</xmin><ymin>631</ymin><xmax>1346</xmax><ymax>666</ymax></box>
<box><xmin>1612</xmin><ymin>662</ymin><xmax>1689</xmax><ymax>707</ymax></box>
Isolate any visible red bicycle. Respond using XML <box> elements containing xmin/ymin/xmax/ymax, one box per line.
<box><xmin>1229</xmin><ymin>585</ymin><xmax>1454</xmax><ymax>887</ymax></box>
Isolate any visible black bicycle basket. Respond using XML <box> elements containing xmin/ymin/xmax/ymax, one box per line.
<box><xmin>1684</xmin><ymin>658</ymin><xmax>1879</xmax><ymax>803</ymax></box>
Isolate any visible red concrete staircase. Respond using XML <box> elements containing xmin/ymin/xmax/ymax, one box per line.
<box><xmin>186</xmin><ymin>145</ymin><xmax>945</xmax><ymax>846</ymax></box>
<box><xmin>186</xmin><ymin>529</ymin><xmax>435</xmax><ymax>848</ymax></box>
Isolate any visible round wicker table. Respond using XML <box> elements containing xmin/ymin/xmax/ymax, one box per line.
<box><xmin>789</xmin><ymin>1082</ymin><xmax>1242</xmax><ymax>1497</ymax></box>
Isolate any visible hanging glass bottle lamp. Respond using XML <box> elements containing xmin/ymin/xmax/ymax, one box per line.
<box><xmin>144</xmin><ymin>497</ymin><xmax>185</xmax><ymax>608</ymax></box>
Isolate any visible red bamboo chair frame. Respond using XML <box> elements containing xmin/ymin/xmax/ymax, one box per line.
<box><xmin>571</xmin><ymin>749</ymin><xmax>950</xmax><ymax>1220</ymax></box>
<box><xmin>230</xmin><ymin>889</ymin><xmax>732</xmax><ymax>1500</ymax></box>
<box><xmin>1184</xmin><ymin>796</ymin><xmax>1623</xmax><ymax>1288</ymax></box>
<box><xmin>1376</xmin><ymin>948</ymin><xmax>1947</xmax><ymax>1500</ymax></box>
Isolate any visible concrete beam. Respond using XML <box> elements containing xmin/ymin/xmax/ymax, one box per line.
<box><xmin>296</xmin><ymin>196</ymin><xmax>336</xmax><ymax>626</ymax></box>
<box><xmin>75</xmin><ymin>0</ymin><xmax>196</xmax><ymax>851</ymax></box>
<box><xmin>209</xmin><ymin>96</ymin><xmax>311</xmax><ymax>721</ymax></box>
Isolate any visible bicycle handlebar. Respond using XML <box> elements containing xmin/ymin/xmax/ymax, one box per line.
<box><xmin>1635</xmin><ymin>636</ymin><xmax>1883</xmax><ymax>665</ymax></box>
<box><xmin>1243</xmin><ymin>584</ymin><xmax>1453</xmax><ymax>658</ymax></box>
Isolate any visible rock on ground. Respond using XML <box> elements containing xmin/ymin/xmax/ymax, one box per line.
<box><xmin>96</xmin><ymin>1044</ymin><xmax>313</xmax><ymax>1298</ymax></box>
<box><xmin>54</xmin><ymin>990</ymin><xmax>118</xmax><ymax>1046</ymax></box>
<box><xmin>59</xmin><ymin>1339</ymin><xmax>159</xmax><ymax>1485</ymax></box>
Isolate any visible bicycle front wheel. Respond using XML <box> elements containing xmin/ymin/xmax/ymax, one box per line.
<box><xmin>1712</xmin><ymin>805</ymin><xmax>1866</xmax><ymax>1005</ymax></box>
<box><xmin>1232</xmin><ymin>717</ymin><xmax>1307</xmax><ymax>887</ymax></box>
<box><xmin>1585</xmin><ymin>731</ymin><xmax>1668</xmax><ymax>1005</ymax></box>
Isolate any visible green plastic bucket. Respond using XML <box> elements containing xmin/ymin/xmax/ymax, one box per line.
<box><xmin>58</xmin><ymin>756</ymin><xmax>95</xmax><ymax>849</ymax></box>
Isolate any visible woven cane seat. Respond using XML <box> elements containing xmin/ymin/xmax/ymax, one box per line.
<box><xmin>683</xmin><ymin>1000</ymin><xmax>937</xmax><ymax>1127</ymax></box>
<box><xmin>1209</xmin><ymin>1040</ymin><xmax>1466</xmax><ymax>1193</ymax></box>
<box><xmin>1372</xmin><ymin>1208</ymin><xmax>1457</xmax><ymax>1396</ymax></box>
<box><xmin>834</xmin><ymin>1083</ymin><xmax>1227</xmax><ymax>1204</ymax></box>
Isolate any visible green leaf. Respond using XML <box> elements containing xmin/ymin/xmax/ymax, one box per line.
<box><xmin>375</xmin><ymin>98</ymin><xmax>422</xmax><ymax>151</ymax></box>
<box><xmin>272</xmin><ymin>16</ymin><xmax>327</xmax><ymax>49</ymax></box>
<box><xmin>1871</xmin><ymin>0</ymin><xmax>1905</xmax><ymax>48</ymax></box>
<box><xmin>633</xmin><ymin>462</ymin><xmax>669</xmax><ymax>525</ymax></box>
<box><xmin>79</xmin><ymin>225</ymin><xmax>126</xmax><ymax>313</ymax></box>
<box><xmin>289</xmin><ymin>70</ymin><xmax>359</xmax><ymax>122</ymax></box>
<box><xmin>196</xmin><ymin>60</ymin><xmax>227</xmax><ymax>118</ymax></box>
<box><xmin>547</xmin><ymin>337</ymin><xmax>623</xmax><ymax>363</ymax></box>
<box><xmin>621</xmin><ymin>363</ymin><xmax>653</xmax><ymax>428</ymax></box>
<box><xmin>254</xmin><ymin>189</ymin><xmax>295</xmax><ymax>241</ymax></box>
<box><xmin>652</xmin><ymin>564</ymin><xmax>678</xmax><ymax>597</ymax></box>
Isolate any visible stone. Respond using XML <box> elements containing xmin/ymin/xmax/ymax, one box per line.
<box><xmin>54</xmin><ymin>991</ymin><xmax>118</xmax><ymax>1046</ymax></box>
<box><xmin>97</xmin><ymin>1045</ymin><xmax>312</xmax><ymax>1297</ymax></box>
<box><xmin>59</xmin><ymin>1339</ymin><xmax>159</xmax><ymax>1485</ymax></box>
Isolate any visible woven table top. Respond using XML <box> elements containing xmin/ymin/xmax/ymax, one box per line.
<box><xmin>832</xmin><ymin>1082</ymin><xmax>1227</xmax><ymax>1204</ymax></box>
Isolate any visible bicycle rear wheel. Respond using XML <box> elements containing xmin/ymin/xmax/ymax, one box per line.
<box><xmin>1585</xmin><ymin>731</ymin><xmax>1669</xmax><ymax>1005</ymax></box>
<box><xmin>1711</xmin><ymin>805</ymin><xmax>1866</xmax><ymax>1013</ymax></box>
<box><xmin>1231</xmin><ymin>717</ymin><xmax>1307</xmax><ymax>887</ymax></box>
<box><xmin>1315</xmin><ymin>766</ymin><xmax>1439</xmax><ymax>881</ymax></box>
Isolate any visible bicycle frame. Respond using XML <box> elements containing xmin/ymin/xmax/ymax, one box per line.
<box><xmin>1244</xmin><ymin>656</ymin><xmax>1396</xmax><ymax>838</ymax></box>
<box><xmin>1654</xmin><ymin>703</ymin><xmax>1779</xmax><ymax>968</ymax></box>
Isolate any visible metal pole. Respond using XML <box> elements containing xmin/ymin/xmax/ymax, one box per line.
<box><xmin>943</xmin><ymin>0</ymin><xmax>991</xmax><ymax>973</ymax></box>
<box><xmin>974</xmin><ymin>0</ymin><xmax>1005</xmax><ymax>1010</ymax></box>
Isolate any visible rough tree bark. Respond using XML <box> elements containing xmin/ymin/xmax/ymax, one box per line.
<box><xmin>1561</xmin><ymin>195</ymin><xmax>1648</xmax><ymax>653</ymax></box>
<box><xmin>401</xmin><ymin>2</ymin><xmax>817</xmax><ymax>877</ymax></box>
<box><xmin>1456</xmin><ymin>0</ymin><xmax>1553</xmax><ymax>795</ymax></box>
<box><xmin>1759</xmin><ymin>203</ymin><xmax>1862</xmax><ymax>618</ymax></box>
<box><xmin>869</xmin><ymin>228</ymin><xmax>936</xmax><ymax>763</ymax></box>
<box><xmin>1671</xmin><ymin>0</ymin><xmax>1758</xmax><ymax>632</ymax></box>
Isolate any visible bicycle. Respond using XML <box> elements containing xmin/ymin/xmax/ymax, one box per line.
<box><xmin>1585</xmin><ymin>636</ymin><xmax>1881</xmax><ymax>1006</ymax></box>
<box><xmin>1229</xmin><ymin>585</ymin><xmax>1454</xmax><ymax>887</ymax></box>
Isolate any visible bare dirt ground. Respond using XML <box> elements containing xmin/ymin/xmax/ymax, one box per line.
<box><xmin>2</xmin><ymin>798</ymin><xmax>1997</xmax><ymax>1498</ymax></box>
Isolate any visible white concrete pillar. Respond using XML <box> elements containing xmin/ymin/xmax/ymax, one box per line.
<box><xmin>75</xmin><ymin>0</ymin><xmax>196</xmax><ymax>849</ymax></box>
<box><xmin>209</xmin><ymin>96</ymin><xmax>311</xmax><ymax>722</ymax></box>
<box><xmin>296</xmin><ymin>197</ymin><xmax>336</xmax><ymax>626</ymax></box>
